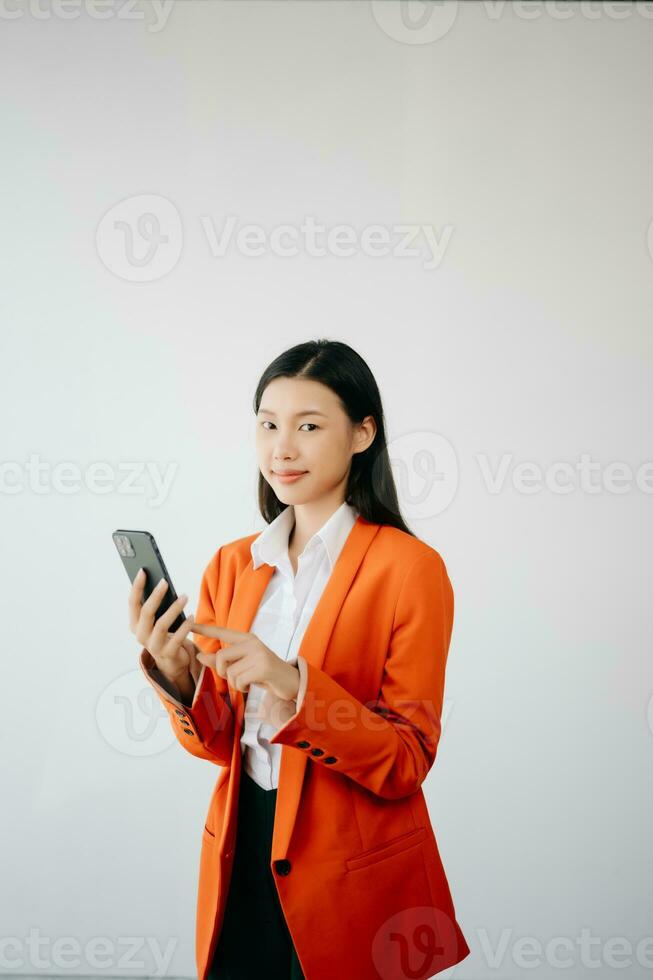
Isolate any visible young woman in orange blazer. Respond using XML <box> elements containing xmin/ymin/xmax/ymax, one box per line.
<box><xmin>129</xmin><ymin>339</ymin><xmax>470</xmax><ymax>980</ymax></box>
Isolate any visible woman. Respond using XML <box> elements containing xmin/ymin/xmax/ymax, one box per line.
<box><xmin>129</xmin><ymin>339</ymin><xmax>470</xmax><ymax>980</ymax></box>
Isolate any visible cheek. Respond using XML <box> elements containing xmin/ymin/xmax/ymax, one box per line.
<box><xmin>313</xmin><ymin>438</ymin><xmax>345</xmax><ymax>467</ymax></box>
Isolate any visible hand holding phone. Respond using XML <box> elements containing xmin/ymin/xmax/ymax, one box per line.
<box><xmin>114</xmin><ymin>530</ymin><xmax>200</xmax><ymax>692</ymax></box>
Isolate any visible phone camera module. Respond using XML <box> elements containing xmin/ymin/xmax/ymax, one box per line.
<box><xmin>115</xmin><ymin>535</ymin><xmax>136</xmax><ymax>558</ymax></box>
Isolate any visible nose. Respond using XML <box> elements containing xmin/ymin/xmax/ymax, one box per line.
<box><xmin>273</xmin><ymin>452</ymin><xmax>300</xmax><ymax>465</ymax></box>
<box><xmin>272</xmin><ymin>439</ymin><xmax>301</xmax><ymax>462</ymax></box>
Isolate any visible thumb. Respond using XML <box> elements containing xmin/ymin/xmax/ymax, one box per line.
<box><xmin>196</xmin><ymin>649</ymin><xmax>218</xmax><ymax>670</ymax></box>
<box><xmin>181</xmin><ymin>638</ymin><xmax>203</xmax><ymax>686</ymax></box>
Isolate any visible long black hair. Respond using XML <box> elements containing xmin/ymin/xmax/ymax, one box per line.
<box><xmin>253</xmin><ymin>339</ymin><xmax>416</xmax><ymax>537</ymax></box>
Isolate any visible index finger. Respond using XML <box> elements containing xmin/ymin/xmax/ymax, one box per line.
<box><xmin>190</xmin><ymin>624</ymin><xmax>248</xmax><ymax>644</ymax></box>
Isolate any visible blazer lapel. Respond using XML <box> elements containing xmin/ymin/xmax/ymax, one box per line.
<box><xmin>273</xmin><ymin>515</ymin><xmax>381</xmax><ymax>858</ymax></box>
<box><xmin>223</xmin><ymin>557</ymin><xmax>274</xmax><ymax>719</ymax></box>
<box><xmin>221</xmin><ymin>514</ymin><xmax>382</xmax><ymax>857</ymax></box>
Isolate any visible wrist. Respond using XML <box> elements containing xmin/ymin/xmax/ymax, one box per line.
<box><xmin>159</xmin><ymin>665</ymin><xmax>189</xmax><ymax>688</ymax></box>
<box><xmin>285</xmin><ymin>663</ymin><xmax>300</xmax><ymax>701</ymax></box>
<box><xmin>161</xmin><ymin>665</ymin><xmax>193</xmax><ymax>695</ymax></box>
<box><xmin>274</xmin><ymin>662</ymin><xmax>300</xmax><ymax>702</ymax></box>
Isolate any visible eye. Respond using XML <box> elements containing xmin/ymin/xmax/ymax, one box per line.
<box><xmin>259</xmin><ymin>421</ymin><xmax>319</xmax><ymax>431</ymax></box>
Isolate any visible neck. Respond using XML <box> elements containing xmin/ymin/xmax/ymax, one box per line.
<box><xmin>288</xmin><ymin>494</ymin><xmax>348</xmax><ymax>554</ymax></box>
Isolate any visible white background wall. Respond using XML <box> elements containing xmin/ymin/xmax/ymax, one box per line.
<box><xmin>2</xmin><ymin>1</ymin><xmax>652</xmax><ymax>977</ymax></box>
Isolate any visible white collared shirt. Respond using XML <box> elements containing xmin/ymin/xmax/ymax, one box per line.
<box><xmin>243</xmin><ymin>499</ymin><xmax>359</xmax><ymax>790</ymax></box>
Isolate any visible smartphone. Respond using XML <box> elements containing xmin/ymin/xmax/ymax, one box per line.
<box><xmin>113</xmin><ymin>529</ymin><xmax>187</xmax><ymax>632</ymax></box>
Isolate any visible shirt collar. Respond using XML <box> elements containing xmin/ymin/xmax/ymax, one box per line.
<box><xmin>251</xmin><ymin>500</ymin><xmax>359</xmax><ymax>573</ymax></box>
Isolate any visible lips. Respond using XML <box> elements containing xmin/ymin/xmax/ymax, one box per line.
<box><xmin>273</xmin><ymin>470</ymin><xmax>307</xmax><ymax>475</ymax></box>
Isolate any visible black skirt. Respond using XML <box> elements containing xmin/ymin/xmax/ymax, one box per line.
<box><xmin>208</xmin><ymin>767</ymin><xmax>306</xmax><ymax>980</ymax></box>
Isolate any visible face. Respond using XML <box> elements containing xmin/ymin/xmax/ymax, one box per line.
<box><xmin>255</xmin><ymin>376</ymin><xmax>375</xmax><ymax>505</ymax></box>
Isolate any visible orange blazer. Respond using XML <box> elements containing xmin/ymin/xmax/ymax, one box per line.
<box><xmin>140</xmin><ymin>513</ymin><xmax>470</xmax><ymax>980</ymax></box>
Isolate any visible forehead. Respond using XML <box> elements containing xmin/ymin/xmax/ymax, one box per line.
<box><xmin>258</xmin><ymin>377</ymin><xmax>339</xmax><ymax>415</ymax></box>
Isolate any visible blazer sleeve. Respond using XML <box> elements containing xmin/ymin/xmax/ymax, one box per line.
<box><xmin>138</xmin><ymin>546</ymin><xmax>236</xmax><ymax>768</ymax></box>
<box><xmin>269</xmin><ymin>548</ymin><xmax>454</xmax><ymax>799</ymax></box>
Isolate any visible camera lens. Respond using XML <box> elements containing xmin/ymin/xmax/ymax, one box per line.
<box><xmin>115</xmin><ymin>535</ymin><xmax>135</xmax><ymax>558</ymax></box>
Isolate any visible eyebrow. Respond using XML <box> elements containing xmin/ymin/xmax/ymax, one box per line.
<box><xmin>257</xmin><ymin>408</ymin><xmax>329</xmax><ymax>418</ymax></box>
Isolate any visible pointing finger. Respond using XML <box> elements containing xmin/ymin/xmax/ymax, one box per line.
<box><xmin>191</xmin><ymin>624</ymin><xmax>248</xmax><ymax>643</ymax></box>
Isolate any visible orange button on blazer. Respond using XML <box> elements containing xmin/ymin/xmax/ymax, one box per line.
<box><xmin>140</xmin><ymin>514</ymin><xmax>471</xmax><ymax>980</ymax></box>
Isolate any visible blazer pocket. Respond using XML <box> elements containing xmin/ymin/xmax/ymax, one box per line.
<box><xmin>345</xmin><ymin>826</ymin><xmax>427</xmax><ymax>872</ymax></box>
